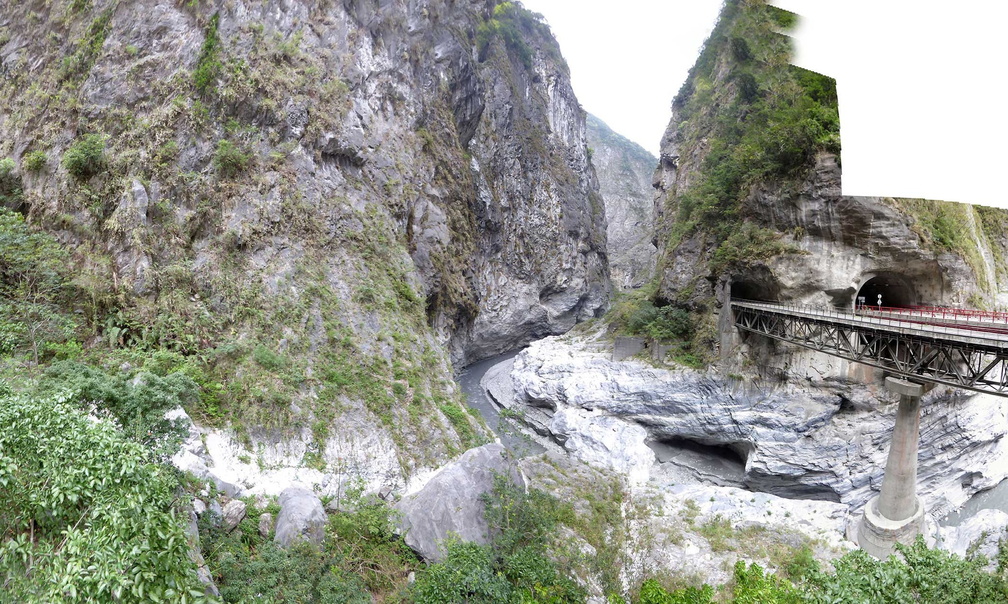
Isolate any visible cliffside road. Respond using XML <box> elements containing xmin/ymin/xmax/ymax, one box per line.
<box><xmin>732</xmin><ymin>300</ymin><xmax>1008</xmax><ymax>395</ymax></box>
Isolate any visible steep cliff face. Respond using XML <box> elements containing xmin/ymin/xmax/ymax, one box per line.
<box><xmin>653</xmin><ymin>0</ymin><xmax>1008</xmax><ymax>320</ymax></box>
<box><xmin>0</xmin><ymin>0</ymin><xmax>608</xmax><ymax>487</ymax></box>
<box><xmin>586</xmin><ymin>113</ymin><xmax>656</xmax><ymax>290</ymax></box>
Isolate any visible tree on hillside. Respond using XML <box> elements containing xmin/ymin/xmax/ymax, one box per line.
<box><xmin>0</xmin><ymin>208</ymin><xmax>74</xmax><ymax>365</ymax></box>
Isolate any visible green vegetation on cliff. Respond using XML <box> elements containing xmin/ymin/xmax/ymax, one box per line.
<box><xmin>667</xmin><ymin>0</ymin><xmax>839</xmax><ymax>261</ymax></box>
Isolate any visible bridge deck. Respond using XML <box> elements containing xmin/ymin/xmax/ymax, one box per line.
<box><xmin>730</xmin><ymin>300</ymin><xmax>1008</xmax><ymax>396</ymax></box>
<box><xmin>732</xmin><ymin>301</ymin><xmax>1008</xmax><ymax>351</ymax></box>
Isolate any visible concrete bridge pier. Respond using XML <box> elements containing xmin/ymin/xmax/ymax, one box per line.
<box><xmin>857</xmin><ymin>377</ymin><xmax>932</xmax><ymax>558</ymax></box>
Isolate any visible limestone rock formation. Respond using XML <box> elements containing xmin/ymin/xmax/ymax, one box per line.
<box><xmin>0</xmin><ymin>0</ymin><xmax>609</xmax><ymax>490</ymax></box>
<box><xmin>508</xmin><ymin>331</ymin><xmax>1008</xmax><ymax>514</ymax></box>
<box><xmin>586</xmin><ymin>114</ymin><xmax>657</xmax><ymax>290</ymax></box>
<box><xmin>395</xmin><ymin>443</ymin><xmax>523</xmax><ymax>562</ymax></box>
<box><xmin>274</xmin><ymin>486</ymin><xmax>327</xmax><ymax>549</ymax></box>
<box><xmin>222</xmin><ymin>499</ymin><xmax>247</xmax><ymax>533</ymax></box>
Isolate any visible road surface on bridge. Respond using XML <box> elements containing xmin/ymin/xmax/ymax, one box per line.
<box><xmin>730</xmin><ymin>299</ymin><xmax>1008</xmax><ymax>396</ymax></box>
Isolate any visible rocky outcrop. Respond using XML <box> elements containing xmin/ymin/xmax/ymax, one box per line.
<box><xmin>222</xmin><ymin>499</ymin><xmax>247</xmax><ymax>533</ymax></box>
<box><xmin>1</xmin><ymin>0</ymin><xmax>609</xmax><ymax>491</ymax></box>
<box><xmin>396</xmin><ymin>443</ymin><xmax>522</xmax><ymax>562</ymax></box>
<box><xmin>651</xmin><ymin>0</ymin><xmax>1008</xmax><ymax>354</ymax></box>
<box><xmin>508</xmin><ymin>331</ymin><xmax>1008</xmax><ymax>514</ymax></box>
<box><xmin>586</xmin><ymin>114</ymin><xmax>657</xmax><ymax>290</ymax></box>
<box><xmin>274</xmin><ymin>486</ymin><xmax>327</xmax><ymax>549</ymax></box>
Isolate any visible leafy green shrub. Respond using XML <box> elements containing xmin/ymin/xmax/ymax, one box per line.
<box><xmin>193</xmin><ymin>14</ymin><xmax>222</xmax><ymax>94</ymax></box>
<box><xmin>412</xmin><ymin>474</ymin><xmax>584</xmax><ymax>603</ymax></box>
<box><xmin>0</xmin><ymin>391</ymin><xmax>207</xmax><ymax>602</ymax></box>
<box><xmin>637</xmin><ymin>579</ymin><xmax>714</xmax><ymax>604</ymax></box>
<box><xmin>63</xmin><ymin>133</ymin><xmax>107</xmax><ymax>179</ymax></box>
<box><xmin>37</xmin><ymin>361</ymin><xmax>196</xmax><ymax>460</ymax></box>
<box><xmin>214</xmin><ymin>541</ymin><xmax>370</xmax><ymax>603</ymax></box>
<box><xmin>326</xmin><ymin>493</ymin><xmax>419</xmax><ymax>595</ymax></box>
<box><xmin>252</xmin><ymin>343</ymin><xmax>288</xmax><ymax>371</ymax></box>
<box><xmin>0</xmin><ymin>208</ymin><xmax>74</xmax><ymax>364</ymax></box>
<box><xmin>732</xmin><ymin>561</ymin><xmax>800</xmax><ymax>603</ymax></box>
<box><xmin>22</xmin><ymin>150</ymin><xmax>47</xmax><ymax>172</ymax></box>
<box><xmin>710</xmin><ymin>222</ymin><xmax>795</xmax><ymax>271</ymax></box>
<box><xmin>213</xmin><ymin>139</ymin><xmax>250</xmax><ymax>177</ymax></box>
<box><xmin>801</xmin><ymin>538</ymin><xmax>1008</xmax><ymax>603</ymax></box>
<box><xmin>0</xmin><ymin>158</ymin><xmax>22</xmax><ymax>209</ymax></box>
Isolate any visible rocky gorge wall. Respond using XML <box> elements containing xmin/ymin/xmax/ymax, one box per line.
<box><xmin>0</xmin><ymin>0</ymin><xmax>609</xmax><ymax>490</ymax></box>
<box><xmin>586</xmin><ymin>113</ymin><xmax>657</xmax><ymax>290</ymax></box>
<box><xmin>650</xmin><ymin>0</ymin><xmax>1008</xmax><ymax>384</ymax></box>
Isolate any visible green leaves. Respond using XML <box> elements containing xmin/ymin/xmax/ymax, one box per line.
<box><xmin>0</xmin><ymin>391</ymin><xmax>211</xmax><ymax>602</ymax></box>
<box><xmin>63</xmin><ymin>133</ymin><xmax>108</xmax><ymax>179</ymax></box>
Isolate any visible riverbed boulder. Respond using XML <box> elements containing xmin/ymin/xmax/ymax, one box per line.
<box><xmin>222</xmin><ymin>499</ymin><xmax>247</xmax><ymax>533</ymax></box>
<box><xmin>274</xmin><ymin>486</ymin><xmax>327</xmax><ymax>549</ymax></box>
<box><xmin>396</xmin><ymin>443</ymin><xmax>523</xmax><ymax>562</ymax></box>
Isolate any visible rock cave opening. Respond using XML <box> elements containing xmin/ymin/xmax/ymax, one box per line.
<box><xmin>729</xmin><ymin>269</ymin><xmax>781</xmax><ymax>302</ymax></box>
<box><xmin>855</xmin><ymin>273</ymin><xmax>917</xmax><ymax>309</ymax></box>
<box><xmin>649</xmin><ymin>436</ymin><xmax>749</xmax><ymax>468</ymax></box>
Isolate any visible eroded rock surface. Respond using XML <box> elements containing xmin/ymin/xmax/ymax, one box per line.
<box><xmin>508</xmin><ymin>331</ymin><xmax>1008</xmax><ymax>514</ymax></box>
<box><xmin>586</xmin><ymin>114</ymin><xmax>657</xmax><ymax>290</ymax></box>
<box><xmin>274</xmin><ymin>486</ymin><xmax>327</xmax><ymax>549</ymax></box>
<box><xmin>395</xmin><ymin>443</ymin><xmax>522</xmax><ymax>562</ymax></box>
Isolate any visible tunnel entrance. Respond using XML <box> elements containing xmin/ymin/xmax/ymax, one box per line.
<box><xmin>855</xmin><ymin>273</ymin><xmax>917</xmax><ymax>309</ymax></box>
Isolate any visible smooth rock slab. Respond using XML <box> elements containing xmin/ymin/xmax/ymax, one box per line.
<box><xmin>396</xmin><ymin>443</ymin><xmax>522</xmax><ymax>562</ymax></box>
<box><xmin>222</xmin><ymin>499</ymin><xmax>247</xmax><ymax>533</ymax></box>
<box><xmin>258</xmin><ymin>513</ymin><xmax>275</xmax><ymax>538</ymax></box>
<box><xmin>274</xmin><ymin>486</ymin><xmax>327</xmax><ymax>548</ymax></box>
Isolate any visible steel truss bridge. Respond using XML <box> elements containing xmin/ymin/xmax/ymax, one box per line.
<box><xmin>731</xmin><ymin>300</ymin><xmax>1008</xmax><ymax>396</ymax></box>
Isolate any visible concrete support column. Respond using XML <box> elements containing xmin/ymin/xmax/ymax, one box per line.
<box><xmin>856</xmin><ymin>377</ymin><xmax>932</xmax><ymax>559</ymax></box>
<box><xmin>877</xmin><ymin>391</ymin><xmax>922</xmax><ymax>520</ymax></box>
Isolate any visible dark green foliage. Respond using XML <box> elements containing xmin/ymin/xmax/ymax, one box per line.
<box><xmin>62</xmin><ymin>133</ymin><xmax>107</xmax><ymax>179</ymax></box>
<box><xmin>252</xmin><ymin>343</ymin><xmax>288</xmax><ymax>371</ymax></box>
<box><xmin>22</xmin><ymin>150</ymin><xmax>47</xmax><ymax>173</ymax></box>
<box><xmin>193</xmin><ymin>14</ymin><xmax>222</xmax><ymax>94</ymax></box>
<box><xmin>710</xmin><ymin>222</ymin><xmax>795</xmax><ymax>272</ymax></box>
<box><xmin>0</xmin><ymin>209</ymin><xmax>74</xmax><ymax>364</ymax></box>
<box><xmin>215</xmin><ymin>542</ymin><xmax>370</xmax><ymax>603</ymax></box>
<box><xmin>326</xmin><ymin>495</ymin><xmax>419</xmax><ymax>594</ymax></box>
<box><xmin>627</xmin><ymin>303</ymin><xmax>694</xmax><ymax>342</ymax></box>
<box><xmin>213</xmin><ymin>139</ymin><xmax>250</xmax><ymax>177</ymax></box>
<box><xmin>666</xmin><ymin>0</ymin><xmax>839</xmax><ymax>273</ymax></box>
<box><xmin>202</xmin><ymin>491</ymin><xmax>413</xmax><ymax>602</ymax></box>
<box><xmin>0</xmin><ymin>391</ymin><xmax>207</xmax><ymax>602</ymax></box>
<box><xmin>412</xmin><ymin>474</ymin><xmax>585</xmax><ymax>603</ymax></box>
<box><xmin>36</xmin><ymin>360</ymin><xmax>196</xmax><ymax>461</ymax></box>
<box><xmin>476</xmin><ymin>1</ymin><xmax>553</xmax><ymax>70</ymax></box>
<box><xmin>802</xmin><ymin>538</ymin><xmax>1008</xmax><ymax>603</ymax></box>
<box><xmin>0</xmin><ymin>158</ymin><xmax>22</xmax><ymax>209</ymax></box>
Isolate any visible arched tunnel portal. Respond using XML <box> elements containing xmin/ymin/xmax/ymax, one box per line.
<box><xmin>855</xmin><ymin>273</ymin><xmax>918</xmax><ymax>309</ymax></box>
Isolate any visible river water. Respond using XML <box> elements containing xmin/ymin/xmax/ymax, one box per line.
<box><xmin>457</xmin><ymin>351</ymin><xmax>545</xmax><ymax>458</ymax></box>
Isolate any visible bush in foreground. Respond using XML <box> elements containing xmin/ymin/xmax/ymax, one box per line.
<box><xmin>0</xmin><ymin>390</ymin><xmax>208</xmax><ymax>602</ymax></box>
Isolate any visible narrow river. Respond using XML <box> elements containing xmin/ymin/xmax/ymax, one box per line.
<box><xmin>457</xmin><ymin>351</ymin><xmax>545</xmax><ymax>457</ymax></box>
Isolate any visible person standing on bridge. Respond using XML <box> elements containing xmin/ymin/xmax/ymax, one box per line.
<box><xmin>878</xmin><ymin>294</ymin><xmax>882</xmax><ymax>309</ymax></box>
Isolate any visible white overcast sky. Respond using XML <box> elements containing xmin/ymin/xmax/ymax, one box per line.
<box><xmin>520</xmin><ymin>0</ymin><xmax>724</xmax><ymax>157</ymax></box>
<box><xmin>519</xmin><ymin>0</ymin><xmax>1008</xmax><ymax>209</ymax></box>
